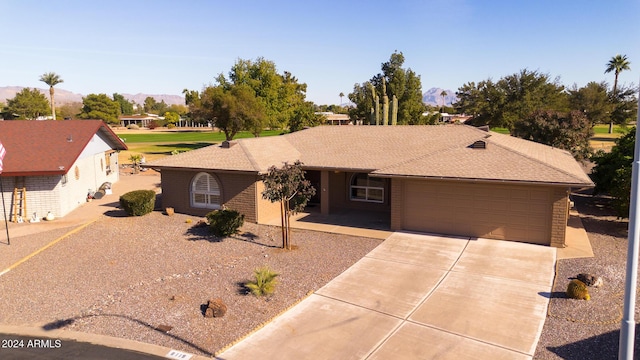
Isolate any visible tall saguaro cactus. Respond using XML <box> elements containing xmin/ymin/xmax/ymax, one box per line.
<box><xmin>370</xmin><ymin>79</ymin><xmax>398</xmax><ymax>126</ymax></box>
<box><xmin>382</xmin><ymin>78</ymin><xmax>389</xmax><ymax>126</ymax></box>
<box><xmin>392</xmin><ymin>95</ymin><xmax>398</xmax><ymax>125</ymax></box>
<box><xmin>369</xmin><ymin>83</ymin><xmax>380</xmax><ymax>125</ymax></box>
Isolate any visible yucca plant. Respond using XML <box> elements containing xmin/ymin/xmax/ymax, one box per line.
<box><xmin>245</xmin><ymin>267</ymin><xmax>279</xmax><ymax>297</ymax></box>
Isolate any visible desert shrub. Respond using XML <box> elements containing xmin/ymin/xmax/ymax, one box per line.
<box><xmin>148</xmin><ymin>120</ymin><xmax>166</xmax><ymax>129</ymax></box>
<box><xmin>119</xmin><ymin>190</ymin><xmax>156</xmax><ymax>216</ymax></box>
<box><xmin>206</xmin><ymin>209</ymin><xmax>244</xmax><ymax>237</ymax></box>
<box><xmin>566</xmin><ymin>279</ymin><xmax>590</xmax><ymax>300</ymax></box>
<box><xmin>126</xmin><ymin>124</ymin><xmax>140</xmax><ymax>130</ymax></box>
<box><xmin>245</xmin><ymin>267</ymin><xmax>279</xmax><ymax>297</ymax></box>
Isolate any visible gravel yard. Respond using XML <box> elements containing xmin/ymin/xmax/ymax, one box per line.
<box><xmin>534</xmin><ymin>192</ymin><xmax>640</xmax><ymax>359</ymax></box>
<box><xmin>2</xmin><ymin>184</ymin><xmax>639</xmax><ymax>359</ymax></box>
<box><xmin>0</xmin><ymin>211</ymin><xmax>381</xmax><ymax>357</ymax></box>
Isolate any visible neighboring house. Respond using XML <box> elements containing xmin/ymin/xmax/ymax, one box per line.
<box><xmin>145</xmin><ymin>125</ymin><xmax>593</xmax><ymax>247</ymax></box>
<box><xmin>119</xmin><ymin>114</ymin><xmax>162</xmax><ymax>128</ymax></box>
<box><xmin>316</xmin><ymin>112</ymin><xmax>352</xmax><ymax>125</ymax></box>
<box><xmin>440</xmin><ymin>113</ymin><xmax>473</xmax><ymax>123</ymax></box>
<box><xmin>0</xmin><ymin>120</ymin><xmax>127</xmax><ymax>221</ymax></box>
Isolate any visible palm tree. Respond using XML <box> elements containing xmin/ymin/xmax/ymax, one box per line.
<box><xmin>39</xmin><ymin>72</ymin><xmax>64</xmax><ymax>120</ymax></box>
<box><xmin>605</xmin><ymin>55</ymin><xmax>631</xmax><ymax>133</ymax></box>
<box><xmin>339</xmin><ymin>92</ymin><xmax>344</xmax><ymax>106</ymax></box>
<box><xmin>440</xmin><ymin>90</ymin><xmax>448</xmax><ymax>112</ymax></box>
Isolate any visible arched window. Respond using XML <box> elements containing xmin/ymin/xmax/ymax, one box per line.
<box><xmin>191</xmin><ymin>172</ymin><xmax>221</xmax><ymax>209</ymax></box>
<box><xmin>350</xmin><ymin>173</ymin><xmax>385</xmax><ymax>203</ymax></box>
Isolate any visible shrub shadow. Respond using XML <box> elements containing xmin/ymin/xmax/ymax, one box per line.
<box><xmin>236</xmin><ymin>281</ymin><xmax>250</xmax><ymax>296</ymax></box>
<box><xmin>538</xmin><ymin>291</ymin><xmax>567</xmax><ymax>299</ymax></box>
<box><xmin>184</xmin><ymin>225</ymin><xmax>222</xmax><ymax>242</ymax></box>
<box><xmin>103</xmin><ymin>209</ymin><xmax>130</xmax><ymax>218</ymax></box>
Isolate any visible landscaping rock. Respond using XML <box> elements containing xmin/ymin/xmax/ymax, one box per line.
<box><xmin>195</xmin><ymin>220</ymin><xmax>208</xmax><ymax>228</ymax></box>
<box><xmin>156</xmin><ymin>324</ymin><xmax>173</xmax><ymax>333</ymax></box>
<box><xmin>204</xmin><ymin>298</ymin><xmax>227</xmax><ymax>318</ymax></box>
<box><xmin>577</xmin><ymin>273</ymin><xmax>604</xmax><ymax>288</ymax></box>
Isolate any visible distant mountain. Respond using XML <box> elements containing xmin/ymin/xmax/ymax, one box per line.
<box><xmin>422</xmin><ymin>87</ymin><xmax>458</xmax><ymax>107</ymax></box>
<box><xmin>0</xmin><ymin>86</ymin><xmax>185</xmax><ymax>106</ymax></box>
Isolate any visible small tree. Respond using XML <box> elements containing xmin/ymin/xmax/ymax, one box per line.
<box><xmin>262</xmin><ymin>161</ymin><xmax>316</xmax><ymax>249</ymax></box>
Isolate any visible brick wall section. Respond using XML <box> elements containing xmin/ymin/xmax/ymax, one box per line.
<box><xmin>0</xmin><ymin>175</ymin><xmax>60</xmax><ymax>221</ymax></box>
<box><xmin>221</xmin><ymin>172</ymin><xmax>258</xmax><ymax>222</ymax></box>
<box><xmin>160</xmin><ymin>169</ymin><xmax>258</xmax><ymax>222</ymax></box>
<box><xmin>550</xmin><ymin>187</ymin><xmax>570</xmax><ymax>248</ymax></box>
<box><xmin>0</xmin><ymin>177</ymin><xmax>16</xmax><ymax>221</ymax></box>
<box><xmin>390</xmin><ymin>179</ymin><xmax>404</xmax><ymax>230</ymax></box>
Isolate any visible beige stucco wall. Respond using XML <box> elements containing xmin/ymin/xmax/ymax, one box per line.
<box><xmin>256</xmin><ymin>180</ymin><xmax>282</xmax><ymax>224</ymax></box>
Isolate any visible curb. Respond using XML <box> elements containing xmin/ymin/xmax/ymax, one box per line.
<box><xmin>0</xmin><ymin>325</ymin><xmax>211</xmax><ymax>360</ymax></box>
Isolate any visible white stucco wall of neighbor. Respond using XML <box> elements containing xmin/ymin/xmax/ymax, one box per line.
<box><xmin>0</xmin><ymin>133</ymin><xmax>121</xmax><ymax>221</ymax></box>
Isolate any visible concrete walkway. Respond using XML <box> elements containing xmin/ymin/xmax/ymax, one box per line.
<box><xmin>218</xmin><ymin>232</ymin><xmax>557</xmax><ymax>360</ymax></box>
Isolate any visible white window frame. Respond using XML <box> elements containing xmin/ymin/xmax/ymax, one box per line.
<box><xmin>190</xmin><ymin>172</ymin><xmax>221</xmax><ymax>209</ymax></box>
<box><xmin>349</xmin><ymin>173</ymin><xmax>385</xmax><ymax>204</ymax></box>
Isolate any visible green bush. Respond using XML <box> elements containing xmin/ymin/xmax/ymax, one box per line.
<box><xmin>245</xmin><ymin>267</ymin><xmax>279</xmax><ymax>297</ymax></box>
<box><xmin>206</xmin><ymin>209</ymin><xmax>244</xmax><ymax>237</ymax></box>
<box><xmin>566</xmin><ymin>279</ymin><xmax>590</xmax><ymax>300</ymax></box>
<box><xmin>119</xmin><ymin>190</ymin><xmax>156</xmax><ymax>216</ymax></box>
<box><xmin>167</xmin><ymin>123</ymin><xmax>176</xmax><ymax>129</ymax></box>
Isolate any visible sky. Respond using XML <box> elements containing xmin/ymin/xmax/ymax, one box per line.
<box><xmin>1</xmin><ymin>0</ymin><xmax>638</xmax><ymax>105</ymax></box>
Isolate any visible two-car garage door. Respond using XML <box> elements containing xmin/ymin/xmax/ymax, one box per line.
<box><xmin>402</xmin><ymin>180</ymin><xmax>553</xmax><ymax>245</ymax></box>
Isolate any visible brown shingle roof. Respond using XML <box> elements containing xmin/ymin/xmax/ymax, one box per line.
<box><xmin>147</xmin><ymin>125</ymin><xmax>593</xmax><ymax>187</ymax></box>
<box><xmin>0</xmin><ymin>120</ymin><xmax>127</xmax><ymax>176</ymax></box>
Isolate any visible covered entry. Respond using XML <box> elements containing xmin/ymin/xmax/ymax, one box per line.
<box><xmin>401</xmin><ymin>179</ymin><xmax>554</xmax><ymax>245</ymax></box>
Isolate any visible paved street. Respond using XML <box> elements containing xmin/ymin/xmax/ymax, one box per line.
<box><xmin>0</xmin><ymin>334</ymin><xmax>167</xmax><ymax>360</ymax></box>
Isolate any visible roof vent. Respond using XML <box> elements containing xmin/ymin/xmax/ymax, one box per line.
<box><xmin>221</xmin><ymin>140</ymin><xmax>237</xmax><ymax>148</ymax></box>
<box><xmin>470</xmin><ymin>140</ymin><xmax>487</xmax><ymax>149</ymax></box>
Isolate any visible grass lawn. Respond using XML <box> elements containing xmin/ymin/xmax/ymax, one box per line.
<box><xmin>491</xmin><ymin>124</ymin><xmax>629</xmax><ymax>153</ymax></box>
<box><xmin>115</xmin><ymin>128</ymin><xmax>283</xmax><ymax>164</ymax></box>
<box><xmin>490</xmin><ymin>127</ymin><xmax>510</xmax><ymax>134</ymax></box>
<box><xmin>115</xmin><ymin>129</ymin><xmax>283</xmax><ymax>143</ymax></box>
<box><xmin>592</xmin><ymin>124</ymin><xmax>629</xmax><ymax>135</ymax></box>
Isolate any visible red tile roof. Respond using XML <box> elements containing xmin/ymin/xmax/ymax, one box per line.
<box><xmin>0</xmin><ymin>120</ymin><xmax>127</xmax><ymax>176</ymax></box>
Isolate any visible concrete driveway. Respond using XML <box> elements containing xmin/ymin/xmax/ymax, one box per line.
<box><xmin>218</xmin><ymin>232</ymin><xmax>556</xmax><ymax>360</ymax></box>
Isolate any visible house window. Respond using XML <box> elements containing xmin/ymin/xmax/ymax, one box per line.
<box><xmin>191</xmin><ymin>172</ymin><xmax>221</xmax><ymax>209</ymax></box>
<box><xmin>350</xmin><ymin>173</ymin><xmax>385</xmax><ymax>203</ymax></box>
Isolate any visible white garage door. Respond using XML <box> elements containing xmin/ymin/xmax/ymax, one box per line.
<box><xmin>403</xmin><ymin>180</ymin><xmax>552</xmax><ymax>245</ymax></box>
